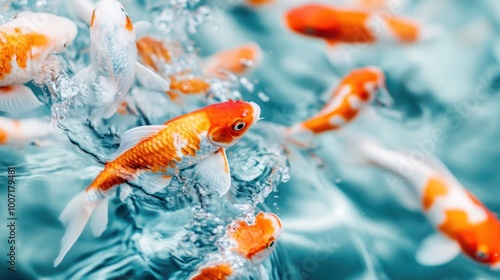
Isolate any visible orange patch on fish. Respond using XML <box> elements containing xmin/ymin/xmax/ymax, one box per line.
<box><xmin>247</xmin><ymin>0</ymin><xmax>273</xmax><ymax>6</ymax></box>
<box><xmin>422</xmin><ymin>177</ymin><xmax>448</xmax><ymax>211</ymax></box>
<box><xmin>136</xmin><ymin>36</ymin><xmax>171</xmax><ymax>71</ymax></box>
<box><xmin>125</xmin><ymin>16</ymin><xmax>133</xmax><ymax>31</ymax></box>
<box><xmin>191</xmin><ymin>264</ymin><xmax>232</xmax><ymax>280</ymax></box>
<box><xmin>229</xmin><ymin>212</ymin><xmax>276</xmax><ymax>259</ymax></box>
<box><xmin>0</xmin><ymin>127</ymin><xmax>8</xmax><ymax>144</ymax></box>
<box><xmin>386</xmin><ymin>17</ymin><xmax>420</xmax><ymax>43</ymax></box>
<box><xmin>0</xmin><ymin>29</ymin><xmax>48</xmax><ymax>80</ymax></box>
<box><xmin>167</xmin><ymin>76</ymin><xmax>210</xmax><ymax>100</ymax></box>
<box><xmin>438</xmin><ymin>209</ymin><xmax>472</xmax><ymax>240</ymax></box>
<box><xmin>206</xmin><ymin>43</ymin><xmax>262</xmax><ymax>75</ymax></box>
<box><xmin>0</xmin><ymin>86</ymin><xmax>14</xmax><ymax>94</ymax></box>
<box><xmin>90</xmin><ymin>10</ymin><xmax>96</xmax><ymax>27</ymax></box>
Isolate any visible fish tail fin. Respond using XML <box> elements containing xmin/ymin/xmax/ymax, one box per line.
<box><xmin>284</xmin><ymin>124</ymin><xmax>317</xmax><ymax>149</ymax></box>
<box><xmin>54</xmin><ymin>191</ymin><xmax>103</xmax><ymax>267</ymax></box>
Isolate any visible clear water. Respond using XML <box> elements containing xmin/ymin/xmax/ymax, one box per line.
<box><xmin>1</xmin><ymin>0</ymin><xmax>500</xmax><ymax>279</ymax></box>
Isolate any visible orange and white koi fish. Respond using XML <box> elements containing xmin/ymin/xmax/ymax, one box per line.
<box><xmin>69</xmin><ymin>0</ymin><xmax>168</xmax><ymax>122</ymax></box>
<box><xmin>286</xmin><ymin>67</ymin><xmax>390</xmax><ymax>145</ymax></box>
<box><xmin>352</xmin><ymin>137</ymin><xmax>500</xmax><ymax>268</ymax></box>
<box><xmin>190</xmin><ymin>212</ymin><xmax>282</xmax><ymax>280</ymax></box>
<box><xmin>285</xmin><ymin>4</ymin><xmax>422</xmax><ymax>46</ymax></box>
<box><xmin>0</xmin><ymin>117</ymin><xmax>53</xmax><ymax>146</ymax></box>
<box><xmin>0</xmin><ymin>12</ymin><xmax>77</xmax><ymax>113</ymax></box>
<box><xmin>202</xmin><ymin>42</ymin><xmax>263</xmax><ymax>76</ymax></box>
<box><xmin>53</xmin><ymin>100</ymin><xmax>261</xmax><ymax>267</ymax></box>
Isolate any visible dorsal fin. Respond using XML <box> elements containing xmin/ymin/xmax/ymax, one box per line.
<box><xmin>113</xmin><ymin>125</ymin><xmax>167</xmax><ymax>158</ymax></box>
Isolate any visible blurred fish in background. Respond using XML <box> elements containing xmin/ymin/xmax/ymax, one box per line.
<box><xmin>0</xmin><ymin>0</ymin><xmax>499</xmax><ymax>279</ymax></box>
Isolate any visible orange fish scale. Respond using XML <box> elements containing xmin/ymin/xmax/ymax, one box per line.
<box><xmin>0</xmin><ymin>29</ymin><xmax>48</xmax><ymax>80</ymax></box>
<box><xmin>87</xmin><ymin>111</ymin><xmax>211</xmax><ymax>192</ymax></box>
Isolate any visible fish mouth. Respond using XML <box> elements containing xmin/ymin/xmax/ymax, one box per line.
<box><xmin>249</xmin><ymin>101</ymin><xmax>261</xmax><ymax>124</ymax></box>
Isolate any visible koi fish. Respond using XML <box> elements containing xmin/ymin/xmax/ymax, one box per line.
<box><xmin>136</xmin><ymin>35</ymin><xmax>171</xmax><ymax>72</ymax></box>
<box><xmin>203</xmin><ymin>42</ymin><xmax>263</xmax><ymax>76</ymax></box>
<box><xmin>286</xmin><ymin>66</ymin><xmax>390</xmax><ymax>146</ymax></box>
<box><xmin>351</xmin><ymin>136</ymin><xmax>500</xmax><ymax>268</ymax></box>
<box><xmin>190</xmin><ymin>212</ymin><xmax>282</xmax><ymax>280</ymax></box>
<box><xmin>0</xmin><ymin>12</ymin><xmax>77</xmax><ymax>113</ymax></box>
<box><xmin>228</xmin><ymin>212</ymin><xmax>282</xmax><ymax>264</ymax></box>
<box><xmin>244</xmin><ymin>0</ymin><xmax>274</xmax><ymax>8</ymax></box>
<box><xmin>71</xmin><ymin>0</ymin><xmax>168</xmax><ymax>121</ymax></box>
<box><xmin>285</xmin><ymin>4</ymin><xmax>422</xmax><ymax>46</ymax></box>
<box><xmin>53</xmin><ymin>100</ymin><xmax>261</xmax><ymax>267</ymax></box>
<box><xmin>0</xmin><ymin>116</ymin><xmax>53</xmax><ymax>146</ymax></box>
<box><xmin>167</xmin><ymin>76</ymin><xmax>211</xmax><ymax>101</ymax></box>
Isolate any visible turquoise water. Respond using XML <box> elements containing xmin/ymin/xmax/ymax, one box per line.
<box><xmin>1</xmin><ymin>0</ymin><xmax>500</xmax><ymax>279</ymax></box>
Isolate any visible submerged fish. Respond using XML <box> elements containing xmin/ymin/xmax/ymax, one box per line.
<box><xmin>351</xmin><ymin>137</ymin><xmax>500</xmax><ymax>269</ymax></box>
<box><xmin>0</xmin><ymin>12</ymin><xmax>77</xmax><ymax>113</ymax></box>
<box><xmin>202</xmin><ymin>42</ymin><xmax>263</xmax><ymax>76</ymax></box>
<box><xmin>54</xmin><ymin>100</ymin><xmax>261</xmax><ymax>267</ymax></box>
<box><xmin>190</xmin><ymin>212</ymin><xmax>283</xmax><ymax>279</ymax></box>
<box><xmin>0</xmin><ymin>116</ymin><xmax>54</xmax><ymax>146</ymax></box>
<box><xmin>285</xmin><ymin>3</ymin><xmax>422</xmax><ymax>46</ymax></box>
<box><xmin>70</xmin><ymin>0</ymin><xmax>168</xmax><ymax>121</ymax></box>
<box><xmin>286</xmin><ymin>66</ymin><xmax>390</xmax><ymax>146</ymax></box>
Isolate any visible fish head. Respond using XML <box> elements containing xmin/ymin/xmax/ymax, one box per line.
<box><xmin>228</xmin><ymin>212</ymin><xmax>282</xmax><ymax>264</ymax></box>
<box><xmin>90</xmin><ymin>0</ymin><xmax>135</xmax><ymax>43</ymax></box>
<box><xmin>456</xmin><ymin>215</ymin><xmax>500</xmax><ymax>268</ymax></box>
<box><xmin>13</xmin><ymin>12</ymin><xmax>78</xmax><ymax>52</ymax></box>
<box><xmin>285</xmin><ymin>4</ymin><xmax>340</xmax><ymax>40</ymax></box>
<box><xmin>348</xmin><ymin>66</ymin><xmax>391</xmax><ymax>106</ymax></box>
<box><xmin>205</xmin><ymin>100</ymin><xmax>261</xmax><ymax>147</ymax></box>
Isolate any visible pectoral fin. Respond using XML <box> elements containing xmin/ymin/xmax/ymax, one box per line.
<box><xmin>194</xmin><ymin>148</ymin><xmax>231</xmax><ymax>196</ymax></box>
<box><xmin>138</xmin><ymin>172</ymin><xmax>173</xmax><ymax>194</ymax></box>
<box><xmin>135</xmin><ymin>62</ymin><xmax>170</xmax><ymax>92</ymax></box>
<box><xmin>0</xmin><ymin>85</ymin><xmax>42</xmax><ymax>113</ymax></box>
<box><xmin>416</xmin><ymin>233</ymin><xmax>460</xmax><ymax>266</ymax></box>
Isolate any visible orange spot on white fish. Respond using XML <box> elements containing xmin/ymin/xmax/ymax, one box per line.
<box><xmin>0</xmin><ymin>86</ymin><xmax>14</xmax><ymax>94</ymax></box>
<box><xmin>125</xmin><ymin>15</ymin><xmax>133</xmax><ymax>31</ymax></box>
<box><xmin>422</xmin><ymin>177</ymin><xmax>448</xmax><ymax>211</ymax></box>
<box><xmin>0</xmin><ymin>29</ymin><xmax>48</xmax><ymax>80</ymax></box>
<box><xmin>246</xmin><ymin>0</ymin><xmax>273</xmax><ymax>6</ymax></box>
<box><xmin>0</xmin><ymin>127</ymin><xmax>8</xmax><ymax>144</ymax></box>
<box><xmin>90</xmin><ymin>10</ymin><xmax>96</xmax><ymax>27</ymax></box>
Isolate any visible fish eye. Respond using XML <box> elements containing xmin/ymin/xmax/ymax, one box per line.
<box><xmin>63</xmin><ymin>42</ymin><xmax>67</xmax><ymax>48</ymax></box>
<box><xmin>266</xmin><ymin>237</ymin><xmax>276</xmax><ymax>249</ymax></box>
<box><xmin>232</xmin><ymin>120</ymin><xmax>246</xmax><ymax>131</ymax></box>
<box><xmin>475</xmin><ymin>248</ymin><xmax>489</xmax><ymax>260</ymax></box>
<box><xmin>303</xmin><ymin>27</ymin><xmax>316</xmax><ymax>35</ymax></box>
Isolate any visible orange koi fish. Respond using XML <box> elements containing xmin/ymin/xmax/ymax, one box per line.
<box><xmin>0</xmin><ymin>116</ymin><xmax>53</xmax><ymax>146</ymax></box>
<box><xmin>53</xmin><ymin>100</ymin><xmax>261</xmax><ymax>267</ymax></box>
<box><xmin>286</xmin><ymin>67</ymin><xmax>389</xmax><ymax>144</ymax></box>
<box><xmin>352</xmin><ymin>137</ymin><xmax>500</xmax><ymax>268</ymax></box>
<box><xmin>190</xmin><ymin>212</ymin><xmax>282</xmax><ymax>280</ymax></box>
<box><xmin>203</xmin><ymin>42</ymin><xmax>263</xmax><ymax>76</ymax></box>
<box><xmin>285</xmin><ymin>3</ymin><xmax>422</xmax><ymax>46</ymax></box>
<box><xmin>0</xmin><ymin>12</ymin><xmax>77</xmax><ymax>113</ymax></box>
<box><xmin>167</xmin><ymin>76</ymin><xmax>211</xmax><ymax>101</ymax></box>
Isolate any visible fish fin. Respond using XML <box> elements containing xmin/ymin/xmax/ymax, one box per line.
<box><xmin>74</xmin><ymin>65</ymin><xmax>93</xmax><ymax>83</ymax></box>
<box><xmin>54</xmin><ymin>191</ymin><xmax>101</xmax><ymax>267</ymax></box>
<box><xmin>89</xmin><ymin>197</ymin><xmax>108</xmax><ymax>237</ymax></box>
<box><xmin>113</xmin><ymin>125</ymin><xmax>167</xmax><ymax>158</ymax></box>
<box><xmin>372</xmin><ymin>86</ymin><xmax>394</xmax><ymax>109</ymax></box>
<box><xmin>416</xmin><ymin>233</ymin><xmax>460</xmax><ymax>266</ymax></box>
<box><xmin>284</xmin><ymin>124</ymin><xmax>317</xmax><ymax>149</ymax></box>
<box><xmin>135</xmin><ymin>62</ymin><xmax>170</xmax><ymax>92</ymax></box>
<box><xmin>139</xmin><ymin>173</ymin><xmax>172</xmax><ymax>194</ymax></box>
<box><xmin>134</xmin><ymin>21</ymin><xmax>152</xmax><ymax>40</ymax></box>
<box><xmin>119</xmin><ymin>184</ymin><xmax>133</xmax><ymax>201</ymax></box>
<box><xmin>66</xmin><ymin>0</ymin><xmax>95</xmax><ymax>25</ymax></box>
<box><xmin>325</xmin><ymin>44</ymin><xmax>354</xmax><ymax>67</ymax></box>
<box><xmin>194</xmin><ymin>148</ymin><xmax>231</xmax><ymax>196</ymax></box>
<box><xmin>258</xmin><ymin>264</ymin><xmax>269</xmax><ymax>280</ymax></box>
<box><xmin>0</xmin><ymin>85</ymin><xmax>42</xmax><ymax>113</ymax></box>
